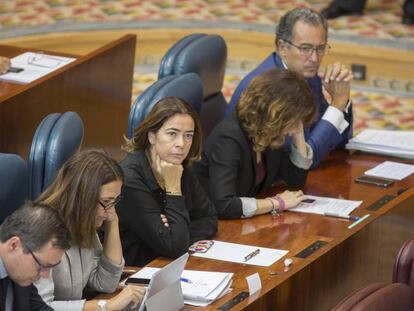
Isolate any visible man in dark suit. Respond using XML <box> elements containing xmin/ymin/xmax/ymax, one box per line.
<box><xmin>321</xmin><ymin>0</ymin><xmax>414</xmax><ymax>25</ymax></box>
<box><xmin>227</xmin><ymin>8</ymin><xmax>353</xmax><ymax>168</ymax></box>
<box><xmin>0</xmin><ymin>202</ymin><xmax>70</xmax><ymax>311</ymax></box>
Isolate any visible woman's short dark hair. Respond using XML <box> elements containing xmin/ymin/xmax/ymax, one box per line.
<box><xmin>0</xmin><ymin>201</ymin><xmax>71</xmax><ymax>252</ymax></box>
<box><xmin>123</xmin><ymin>97</ymin><xmax>203</xmax><ymax>166</ymax></box>
<box><xmin>236</xmin><ymin>68</ymin><xmax>317</xmax><ymax>152</ymax></box>
<box><xmin>36</xmin><ymin>150</ymin><xmax>123</xmax><ymax>249</ymax></box>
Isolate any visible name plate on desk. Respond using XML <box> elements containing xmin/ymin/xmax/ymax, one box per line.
<box><xmin>367</xmin><ymin>194</ymin><xmax>396</xmax><ymax>211</ymax></box>
<box><xmin>295</xmin><ymin>240</ymin><xmax>328</xmax><ymax>259</ymax></box>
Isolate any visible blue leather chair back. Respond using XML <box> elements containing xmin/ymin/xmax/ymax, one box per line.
<box><xmin>28</xmin><ymin>111</ymin><xmax>84</xmax><ymax>200</ymax></box>
<box><xmin>0</xmin><ymin>153</ymin><xmax>28</xmax><ymax>223</ymax></box>
<box><xmin>127</xmin><ymin>73</ymin><xmax>203</xmax><ymax>138</ymax></box>
<box><xmin>158</xmin><ymin>33</ymin><xmax>228</xmax><ymax>137</ymax></box>
<box><xmin>158</xmin><ymin>34</ymin><xmax>206</xmax><ymax>78</ymax></box>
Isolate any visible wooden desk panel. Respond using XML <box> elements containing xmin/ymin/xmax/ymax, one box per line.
<box><xmin>146</xmin><ymin>151</ymin><xmax>414</xmax><ymax>310</ymax></box>
<box><xmin>0</xmin><ymin>34</ymin><xmax>135</xmax><ymax>161</ymax></box>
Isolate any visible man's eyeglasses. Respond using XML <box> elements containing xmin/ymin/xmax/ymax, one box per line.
<box><xmin>28</xmin><ymin>248</ymin><xmax>61</xmax><ymax>273</ymax></box>
<box><xmin>284</xmin><ymin>40</ymin><xmax>330</xmax><ymax>57</ymax></box>
<box><xmin>99</xmin><ymin>195</ymin><xmax>122</xmax><ymax>210</ymax></box>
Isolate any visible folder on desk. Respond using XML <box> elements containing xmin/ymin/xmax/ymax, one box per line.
<box><xmin>192</xmin><ymin>240</ymin><xmax>288</xmax><ymax>267</ymax></box>
<box><xmin>0</xmin><ymin>52</ymin><xmax>76</xmax><ymax>84</ymax></box>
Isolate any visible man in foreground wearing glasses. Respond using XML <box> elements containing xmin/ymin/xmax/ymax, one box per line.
<box><xmin>0</xmin><ymin>201</ymin><xmax>70</xmax><ymax>310</ymax></box>
<box><xmin>227</xmin><ymin>7</ymin><xmax>353</xmax><ymax>168</ymax></box>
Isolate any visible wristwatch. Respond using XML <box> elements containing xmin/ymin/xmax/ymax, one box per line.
<box><xmin>97</xmin><ymin>300</ymin><xmax>107</xmax><ymax>311</ymax></box>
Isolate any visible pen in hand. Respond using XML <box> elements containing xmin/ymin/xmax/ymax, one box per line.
<box><xmin>244</xmin><ymin>248</ymin><xmax>260</xmax><ymax>262</ymax></box>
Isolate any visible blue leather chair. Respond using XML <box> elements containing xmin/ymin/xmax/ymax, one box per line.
<box><xmin>28</xmin><ymin>111</ymin><xmax>84</xmax><ymax>200</ymax></box>
<box><xmin>0</xmin><ymin>153</ymin><xmax>28</xmax><ymax>223</ymax></box>
<box><xmin>158</xmin><ymin>33</ymin><xmax>228</xmax><ymax>138</ymax></box>
<box><xmin>127</xmin><ymin>73</ymin><xmax>203</xmax><ymax>138</ymax></box>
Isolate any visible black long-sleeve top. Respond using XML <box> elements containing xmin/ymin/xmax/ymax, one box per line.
<box><xmin>192</xmin><ymin>118</ymin><xmax>308</xmax><ymax>219</ymax></box>
<box><xmin>117</xmin><ymin>151</ymin><xmax>218</xmax><ymax>266</ymax></box>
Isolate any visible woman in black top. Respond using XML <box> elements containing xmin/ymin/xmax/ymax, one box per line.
<box><xmin>117</xmin><ymin>97</ymin><xmax>217</xmax><ymax>266</ymax></box>
<box><xmin>193</xmin><ymin>69</ymin><xmax>318</xmax><ymax>219</ymax></box>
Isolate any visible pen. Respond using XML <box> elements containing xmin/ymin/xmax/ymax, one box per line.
<box><xmin>244</xmin><ymin>248</ymin><xmax>260</xmax><ymax>262</ymax></box>
<box><xmin>324</xmin><ymin>212</ymin><xmax>360</xmax><ymax>221</ymax></box>
<box><xmin>348</xmin><ymin>214</ymin><xmax>370</xmax><ymax>229</ymax></box>
<box><xmin>180</xmin><ymin>277</ymin><xmax>193</xmax><ymax>284</ymax></box>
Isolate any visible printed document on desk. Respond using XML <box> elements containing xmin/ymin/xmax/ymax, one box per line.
<box><xmin>0</xmin><ymin>52</ymin><xmax>76</xmax><ymax>84</ymax></box>
<box><xmin>290</xmin><ymin>195</ymin><xmax>362</xmax><ymax>215</ymax></box>
<box><xmin>192</xmin><ymin>240</ymin><xmax>288</xmax><ymax>267</ymax></box>
<box><xmin>128</xmin><ymin>267</ymin><xmax>233</xmax><ymax>307</ymax></box>
<box><xmin>365</xmin><ymin>161</ymin><xmax>414</xmax><ymax>180</ymax></box>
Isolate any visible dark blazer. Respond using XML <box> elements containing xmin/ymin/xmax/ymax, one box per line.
<box><xmin>226</xmin><ymin>52</ymin><xmax>353</xmax><ymax>168</ymax></box>
<box><xmin>117</xmin><ymin>151</ymin><xmax>218</xmax><ymax>267</ymax></box>
<box><xmin>2</xmin><ymin>283</ymin><xmax>52</xmax><ymax>311</ymax></box>
<box><xmin>192</xmin><ymin>118</ymin><xmax>308</xmax><ymax>219</ymax></box>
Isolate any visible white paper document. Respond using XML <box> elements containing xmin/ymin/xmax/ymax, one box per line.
<box><xmin>365</xmin><ymin>161</ymin><xmax>414</xmax><ymax>180</ymax></box>
<box><xmin>191</xmin><ymin>240</ymin><xmax>288</xmax><ymax>267</ymax></box>
<box><xmin>127</xmin><ymin>267</ymin><xmax>233</xmax><ymax>307</ymax></box>
<box><xmin>0</xmin><ymin>52</ymin><xmax>76</xmax><ymax>84</ymax></box>
<box><xmin>346</xmin><ymin>129</ymin><xmax>414</xmax><ymax>159</ymax></box>
<box><xmin>290</xmin><ymin>195</ymin><xmax>362</xmax><ymax>216</ymax></box>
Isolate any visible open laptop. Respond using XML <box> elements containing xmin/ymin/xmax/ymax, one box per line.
<box><xmin>124</xmin><ymin>252</ymin><xmax>189</xmax><ymax>311</ymax></box>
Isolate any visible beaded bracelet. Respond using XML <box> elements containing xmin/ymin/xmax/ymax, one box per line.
<box><xmin>267</xmin><ymin>198</ymin><xmax>276</xmax><ymax>216</ymax></box>
<box><xmin>273</xmin><ymin>195</ymin><xmax>286</xmax><ymax>213</ymax></box>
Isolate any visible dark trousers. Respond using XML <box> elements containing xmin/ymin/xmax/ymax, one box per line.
<box><xmin>330</xmin><ymin>0</ymin><xmax>414</xmax><ymax>15</ymax></box>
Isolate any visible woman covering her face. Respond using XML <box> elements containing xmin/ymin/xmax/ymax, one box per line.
<box><xmin>118</xmin><ymin>97</ymin><xmax>217</xmax><ymax>266</ymax></box>
<box><xmin>193</xmin><ymin>69</ymin><xmax>318</xmax><ymax>219</ymax></box>
<box><xmin>34</xmin><ymin>150</ymin><xmax>145</xmax><ymax>311</ymax></box>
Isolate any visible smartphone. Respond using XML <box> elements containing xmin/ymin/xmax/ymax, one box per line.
<box><xmin>7</xmin><ymin>67</ymin><xmax>24</xmax><ymax>73</ymax></box>
<box><xmin>301</xmin><ymin>198</ymin><xmax>316</xmax><ymax>205</ymax></box>
<box><xmin>354</xmin><ymin>175</ymin><xmax>394</xmax><ymax>188</ymax></box>
<box><xmin>125</xmin><ymin>277</ymin><xmax>151</xmax><ymax>286</ymax></box>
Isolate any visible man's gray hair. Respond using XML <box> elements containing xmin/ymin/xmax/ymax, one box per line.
<box><xmin>275</xmin><ymin>8</ymin><xmax>328</xmax><ymax>48</ymax></box>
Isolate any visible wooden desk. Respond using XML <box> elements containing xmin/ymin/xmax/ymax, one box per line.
<box><xmin>146</xmin><ymin>151</ymin><xmax>414</xmax><ymax>310</ymax></box>
<box><xmin>0</xmin><ymin>34</ymin><xmax>136</xmax><ymax>161</ymax></box>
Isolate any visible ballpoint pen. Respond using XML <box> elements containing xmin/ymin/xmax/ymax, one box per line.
<box><xmin>324</xmin><ymin>212</ymin><xmax>360</xmax><ymax>221</ymax></box>
<box><xmin>244</xmin><ymin>248</ymin><xmax>260</xmax><ymax>262</ymax></box>
<box><xmin>180</xmin><ymin>277</ymin><xmax>193</xmax><ymax>284</ymax></box>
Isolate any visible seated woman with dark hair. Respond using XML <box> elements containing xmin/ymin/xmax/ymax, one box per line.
<box><xmin>193</xmin><ymin>68</ymin><xmax>318</xmax><ymax>219</ymax></box>
<box><xmin>118</xmin><ymin>97</ymin><xmax>218</xmax><ymax>267</ymax></box>
<box><xmin>34</xmin><ymin>150</ymin><xmax>145</xmax><ymax>311</ymax></box>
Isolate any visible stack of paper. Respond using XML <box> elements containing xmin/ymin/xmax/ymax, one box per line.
<box><xmin>0</xmin><ymin>52</ymin><xmax>76</xmax><ymax>84</ymax></box>
<box><xmin>346</xmin><ymin>129</ymin><xmax>414</xmax><ymax>159</ymax></box>
<box><xmin>290</xmin><ymin>195</ymin><xmax>362</xmax><ymax>215</ymax></box>
<box><xmin>127</xmin><ymin>267</ymin><xmax>233</xmax><ymax>307</ymax></box>
<box><xmin>181</xmin><ymin>270</ymin><xmax>233</xmax><ymax>307</ymax></box>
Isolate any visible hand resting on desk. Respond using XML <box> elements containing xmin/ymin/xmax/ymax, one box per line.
<box><xmin>0</xmin><ymin>56</ymin><xmax>11</xmax><ymax>74</ymax></box>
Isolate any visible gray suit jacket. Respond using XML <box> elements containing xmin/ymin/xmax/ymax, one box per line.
<box><xmin>34</xmin><ymin>240</ymin><xmax>124</xmax><ymax>311</ymax></box>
